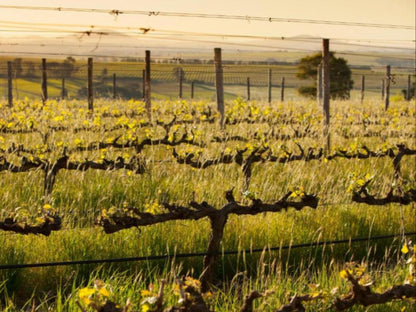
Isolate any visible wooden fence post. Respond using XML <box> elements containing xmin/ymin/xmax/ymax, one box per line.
<box><xmin>87</xmin><ymin>57</ymin><xmax>93</xmax><ymax>111</ymax></box>
<box><xmin>113</xmin><ymin>73</ymin><xmax>117</xmax><ymax>99</ymax></box>
<box><xmin>281</xmin><ymin>77</ymin><xmax>285</xmax><ymax>102</ymax></box>
<box><xmin>7</xmin><ymin>61</ymin><xmax>13</xmax><ymax>107</ymax></box>
<box><xmin>145</xmin><ymin>50</ymin><xmax>152</xmax><ymax>118</ymax></box>
<box><xmin>268</xmin><ymin>68</ymin><xmax>272</xmax><ymax>103</ymax></box>
<box><xmin>317</xmin><ymin>62</ymin><xmax>323</xmax><ymax>107</ymax></box>
<box><xmin>214</xmin><ymin>48</ymin><xmax>224</xmax><ymax>127</ymax></box>
<box><xmin>381</xmin><ymin>79</ymin><xmax>385</xmax><ymax>100</ymax></box>
<box><xmin>61</xmin><ymin>77</ymin><xmax>66</xmax><ymax>100</ymax></box>
<box><xmin>406</xmin><ymin>75</ymin><xmax>411</xmax><ymax>101</ymax></box>
<box><xmin>178</xmin><ymin>68</ymin><xmax>183</xmax><ymax>99</ymax></box>
<box><xmin>41</xmin><ymin>58</ymin><xmax>48</xmax><ymax>104</ymax></box>
<box><xmin>144</xmin><ymin>50</ymin><xmax>152</xmax><ymax>119</ymax></box>
<box><xmin>322</xmin><ymin>39</ymin><xmax>330</xmax><ymax>153</ymax></box>
<box><xmin>385</xmin><ymin>65</ymin><xmax>390</xmax><ymax>111</ymax></box>
<box><xmin>191</xmin><ymin>81</ymin><xmax>195</xmax><ymax>99</ymax></box>
<box><xmin>361</xmin><ymin>75</ymin><xmax>365</xmax><ymax>103</ymax></box>
<box><xmin>142</xmin><ymin>69</ymin><xmax>145</xmax><ymax>99</ymax></box>
<box><xmin>247</xmin><ymin>77</ymin><xmax>251</xmax><ymax>101</ymax></box>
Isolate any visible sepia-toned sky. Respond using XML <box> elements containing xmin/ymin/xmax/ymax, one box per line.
<box><xmin>0</xmin><ymin>0</ymin><xmax>414</xmax><ymax>51</ymax></box>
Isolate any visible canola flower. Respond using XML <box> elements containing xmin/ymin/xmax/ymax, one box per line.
<box><xmin>78</xmin><ymin>280</ymin><xmax>112</xmax><ymax>308</ymax></box>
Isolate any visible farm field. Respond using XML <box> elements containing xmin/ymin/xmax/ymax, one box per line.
<box><xmin>0</xmin><ymin>95</ymin><xmax>414</xmax><ymax>311</ymax></box>
<box><xmin>0</xmin><ymin>53</ymin><xmax>413</xmax><ymax>102</ymax></box>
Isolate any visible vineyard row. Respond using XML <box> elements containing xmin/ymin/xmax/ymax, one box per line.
<box><xmin>74</xmin><ymin>268</ymin><xmax>416</xmax><ymax>312</ymax></box>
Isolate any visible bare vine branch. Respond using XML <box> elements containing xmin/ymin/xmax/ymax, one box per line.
<box><xmin>97</xmin><ymin>189</ymin><xmax>317</xmax><ymax>234</ymax></box>
<box><xmin>0</xmin><ymin>214</ymin><xmax>61</xmax><ymax>236</ymax></box>
<box><xmin>352</xmin><ymin>185</ymin><xmax>416</xmax><ymax>205</ymax></box>
<box><xmin>97</xmin><ymin>188</ymin><xmax>318</xmax><ymax>291</ymax></box>
<box><xmin>239</xmin><ymin>291</ymin><xmax>265</xmax><ymax>312</ymax></box>
<box><xmin>0</xmin><ymin>153</ymin><xmax>146</xmax><ymax>196</ymax></box>
<box><xmin>43</xmin><ymin>154</ymin><xmax>146</xmax><ymax>196</ymax></box>
<box><xmin>351</xmin><ymin>144</ymin><xmax>416</xmax><ymax>206</ymax></box>
<box><xmin>333</xmin><ymin>271</ymin><xmax>416</xmax><ymax>310</ymax></box>
<box><xmin>0</xmin><ymin>155</ymin><xmax>45</xmax><ymax>172</ymax></box>
<box><xmin>276</xmin><ymin>294</ymin><xmax>322</xmax><ymax>312</ymax></box>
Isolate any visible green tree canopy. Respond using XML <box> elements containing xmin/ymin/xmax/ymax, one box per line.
<box><xmin>46</xmin><ymin>57</ymin><xmax>77</xmax><ymax>78</ymax></box>
<box><xmin>296</xmin><ymin>52</ymin><xmax>353</xmax><ymax>100</ymax></box>
<box><xmin>173</xmin><ymin>67</ymin><xmax>185</xmax><ymax>81</ymax></box>
<box><xmin>402</xmin><ymin>82</ymin><xmax>415</xmax><ymax>100</ymax></box>
<box><xmin>62</xmin><ymin>56</ymin><xmax>76</xmax><ymax>78</ymax></box>
<box><xmin>12</xmin><ymin>58</ymin><xmax>23</xmax><ymax>78</ymax></box>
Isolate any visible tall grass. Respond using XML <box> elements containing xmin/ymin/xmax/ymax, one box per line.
<box><xmin>0</xmin><ymin>96</ymin><xmax>414</xmax><ymax>309</ymax></box>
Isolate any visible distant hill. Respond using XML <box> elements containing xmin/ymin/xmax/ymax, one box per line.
<box><xmin>0</xmin><ymin>31</ymin><xmax>413</xmax><ymax>67</ymax></box>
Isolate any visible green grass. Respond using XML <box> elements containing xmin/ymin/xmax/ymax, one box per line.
<box><xmin>1</xmin><ymin>255</ymin><xmax>414</xmax><ymax>311</ymax></box>
<box><xmin>0</xmin><ymin>96</ymin><xmax>414</xmax><ymax>310</ymax></box>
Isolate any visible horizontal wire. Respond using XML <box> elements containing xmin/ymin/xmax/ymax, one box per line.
<box><xmin>0</xmin><ymin>231</ymin><xmax>414</xmax><ymax>270</ymax></box>
<box><xmin>0</xmin><ymin>24</ymin><xmax>413</xmax><ymax>57</ymax></box>
<box><xmin>0</xmin><ymin>67</ymin><xmax>414</xmax><ymax>75</ymax></box>
<box><xmin>0</xmin><ymin>5</ymin><xmax>414</xmax><ymax>30</ymax></box>
<box><xmin>0</xmin><ymin>38</ymin><xmax>413</xmax><ymax>54</ymax></box>
<box><xmin>0</xmin><ymin>20</ymin><xmax>414</xmax><ymax>45</ymax></box>
<box><xmin>0</xmin><ymin>49</ymin><xmax>414</xmax><ymax>63</ymax></box>
<box><xmin>0</xmin><ymin>24</ymin><xmax>413</xmax><ymax>51</ymax></box>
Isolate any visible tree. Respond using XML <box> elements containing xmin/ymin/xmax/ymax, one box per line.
<box><xmin>12</xmin><ymin>58</ymin><xmax>23</xmax><ymax>78</ymax></box>
<box><xmin>173</xmin><ymin>67</ymin><xmax>185</xmax><ymax>82</ymax></box>
<box><xmin>43</xmin><ymin>57</ymin><xmax>77</xmax><ymax>78</ymax></box>
<box><xmin>99</xmin><ymin>68</ymin><xmax>108</xmax><ymax>84</ymax></box>
<box><xmin>402</xmin><ymin>82</ymin><xmax>415</xmax><ymax>100</ymax></box>
<box><xmin>296</xmin><ymin>52</ymin><xmax>353</xmax><ymax>100</ymax></box>
<box><xmin>24</xmin><ymin>61</ymin><xmax>37</xmax><ymax>78</ymax></box>
<box><xmin>61</xmin><ymin>57</ymin><xmax>76</xmax><ymax>78</ymax></box>
<box><xmin>47</xmin><ymin>62</ymin><xmax>62</xmax><ymax>78</ymax></box>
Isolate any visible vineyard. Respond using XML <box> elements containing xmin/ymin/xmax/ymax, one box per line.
<box><xmin>1</xmin><ymin>55</ymin><xmax>413</xmax><ymax>102</ymax></box>
<box><xmin>0</xmin><ymin>95</ymin><xmax>415</xmax><ymax>311</ymax></box>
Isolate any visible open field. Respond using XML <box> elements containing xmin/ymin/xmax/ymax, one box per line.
<box><xmin>0</xmin><ymin>53</ymin><xmax>413</xmax><ymax>102</ymax></box>
<box><xmin>0</xmin><ymin>95</ymin><xmax>414</xmax><ymax>310</ymax></box>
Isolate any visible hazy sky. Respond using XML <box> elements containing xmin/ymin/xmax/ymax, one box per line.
<box><xmin>0</xmin><ymin>0</ymin><xmax>414</xmax><ymax>51</ymax></box>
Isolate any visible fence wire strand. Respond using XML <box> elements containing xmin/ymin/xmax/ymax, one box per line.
<box><xmin>1</xmin><ymin>231</ymin><xmax>415</xmax><ymax>270</ymax></box>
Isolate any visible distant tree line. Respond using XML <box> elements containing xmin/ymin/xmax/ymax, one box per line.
<box><xmin>402</xmin><ymin>82</ymin><xmax>415</xmax><ymax>100</ymax></box>
<box><xmin>124</xmin><ymin>57</ymin><xmax>297</xmax><ymax>66</ymax></box>
<box><xmin>6</xmin><ymin>57</ymin><xmax>77</xmax><ymax>78</ymax></box>
<box><xmin>164</xmin><ymin>59</ymin><xmax>297</xmax><ymax>66</ymax></box>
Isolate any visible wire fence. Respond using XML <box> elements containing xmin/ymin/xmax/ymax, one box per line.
<box><xmin>1</xmin><ymin>231</ymin><xmax>415</xmax><ymax>270</ymax></box>
<box><xmin>0</xmin><ymin>57</ymin><xmax>414</xmax><ymax>102</ymax></box>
